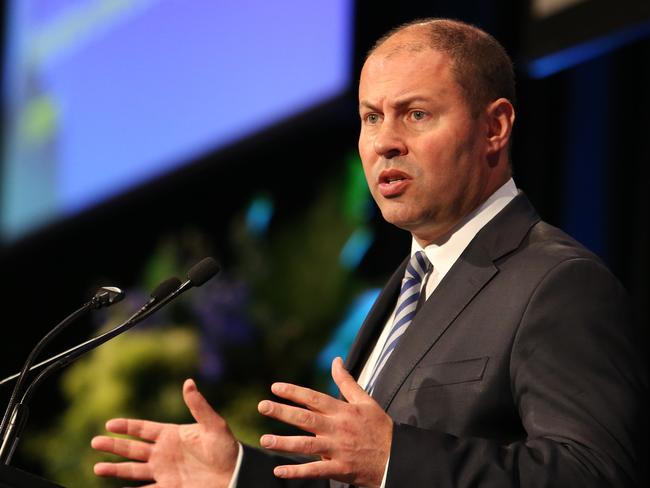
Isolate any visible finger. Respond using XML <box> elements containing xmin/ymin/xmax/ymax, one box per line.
<box><xmin>90</xmin><ymin>435</ymin><xmax>152</xmax><ymax>461</ymax></box>
<box><xmin>269</xmin><ymin>382</ymin><xmax>338</xmax><ymax>413</ymax></box>
<box><xmin>258</xmin><ymin>400</ymin><xmax>327</xmax><ymax>434</ymax></box>
<box><xmin>273</xmin><ymin>460</ymin><xmax>335</xmax><ymax>480</ymax></box>
<box><xmin>105</xmin><ymin>418</ymin><xmax>165</xmax><ymax>442</ymax></box>
<box><xmin>332</xmin><ymin>357</ymin><xmax>368</xmax><ymax>404</ymax></box>
<box><xmin>183</xmin><ymin>378</ymin><xmax>223</xmax><ymax>429</ymax></box>
<box><xmin>93</xmin><ymin>461</ymin><xmax>153</xmax><ymax>480</ymax></box>
<box><xmin>260</xmin><ymin>434</ymin><xmax>330</xmax><ymax>457</ymax></box>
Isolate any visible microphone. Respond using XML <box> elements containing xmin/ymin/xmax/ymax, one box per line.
<box><xmin>188</xmin><ymin>256</ymin><xmax>221</xmax><ymax>286</ymax></box>
<box><xmin>0</xmin><ymin>278</ymin><xmax>179</xmax><ymax>465</ymax></box>
<box><xmin>15</xmin><ymin>258</ymin><xmax>219</xmax><ymax>398</ymax></box>
<box><xmin>114</xmin><ymin>257</ymin><xmax>220</xmax><ymax>331</ymax></box>
<box><xmin>0</xmin><ymin>258</ymin><xmax>220</xmax><ymax>464</ymax></box>
<box><xmin>0</xmin><ymin>278</ymin><xmax>180</xmax><ymax>388</ymax></box>
<box><xmin>91</xmin><ymin>286</ymin><xmax>126</xmax><ymax>309</ymax></box>
<box><xmin>0</xmin><ymin>257</ymin><xmax>219</xmax><ymax>388</ymax></box>
<box><xmin>132</xmin><ymin>276</ymin><xmax>183</xmax><ymax>316</ymax></box>
<box><xmin>0</xmin><ymin>286</ymin><xmax>125</xmax><ymax>461</ymax></box>
<box><xmin>152</xmin><ymin>257</ymin><xmax>221</xmax><ymax>310</ymax></box>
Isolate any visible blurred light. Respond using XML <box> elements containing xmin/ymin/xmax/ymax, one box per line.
<box><xmin>525</xmin><ymin>20</ymin><xmax>650</xmax><ymax>78</ymax></box>
<box><xmin>245</xmin><ymin>195</ymin><xmax>274</xmax><ymax>235</ymax></box>
<box><xmin>317</xmin><ymin>288</ymin><xmax>381</xmax><ymax>393</ymax></box>
<box><xmin>339</xmin><ymin>227</ymin><xmax>374</xmax><ymax>269</ymax></box>
<box><xmin>2</xmin><ymin>0</ymin><xmax>353</xmax><ymax>242</ymax></box>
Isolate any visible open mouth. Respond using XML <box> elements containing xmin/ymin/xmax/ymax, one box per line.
<box><xmin>378</xmin><ymin>169</ymin><xmax>410</xmax><ymax>196</ymax></box>
<box><xmin>379</xmin><ymin>169</ymin><xmax>410</xmax><ymax>184</ymax></box>
<box><xmin>384</xmin><ymin>176</ymin><xmax>405</xmax><ymax>184</ymax></box>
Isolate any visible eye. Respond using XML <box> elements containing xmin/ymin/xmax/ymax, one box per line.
<box><xmin>364</xmin><ymin>113</ymin><xmax>381</xmax><ymax>124</ymax></box>
<box><xmin>410</xmin><ymin>110</ymin><xmax>426</xmax><ymax>121</ymax></box>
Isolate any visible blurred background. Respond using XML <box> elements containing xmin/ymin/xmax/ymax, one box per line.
<box><xmin>0</xmin><ymin>1</ymin><xmax>648</xmax><ymax>486</ymax></box>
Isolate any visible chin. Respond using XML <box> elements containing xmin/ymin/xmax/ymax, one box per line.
<box><xmin>380</xmin><ymin>210</ymin><xmax>420</xmax><ymax>233</ymax></box>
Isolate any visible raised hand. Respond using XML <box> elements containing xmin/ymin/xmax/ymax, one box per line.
<box><xmin>91</xmin><ymin>379</ymin><xmax>238</xmax><ymax>487</ymax></box>
<box><xmin>257</xmin><ymin>357</ymin><xmax>393</xmax><ymax>488</ymax></box>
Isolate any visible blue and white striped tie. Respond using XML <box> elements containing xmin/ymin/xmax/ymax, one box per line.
<box><xmin>365</xmin><ymin>251</ymin><xmax>430</xmax><ymax>395</ymax></box>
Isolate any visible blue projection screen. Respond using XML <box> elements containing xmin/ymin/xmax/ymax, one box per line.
<box><xmin>1</xmin><ymin>0</ymin><xmax>353</xmax><ymax>242</ymax></box>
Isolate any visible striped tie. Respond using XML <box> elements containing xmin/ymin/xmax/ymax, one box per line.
<box><xmin>365</xmin><ymin>251</ymin><xmax>430</xmax><ymax>395</ymax></box>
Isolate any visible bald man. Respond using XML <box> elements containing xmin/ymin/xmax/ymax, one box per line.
<box><xmin>92</xmin><ymin>19</ymin><xmax>646</xmax><ymax>488</ymax></box>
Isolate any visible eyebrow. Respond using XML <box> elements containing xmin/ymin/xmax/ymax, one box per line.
<box><xmin>358</xmin><ymin>100</ymin><xmax>378</xmax><ymax>112</ymax></box>
<box><xmin>359</xmin><ymin>96</ymin><xmax>432</xmax><ymax>112</ymax></box>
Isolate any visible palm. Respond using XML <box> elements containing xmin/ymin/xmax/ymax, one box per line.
<box><xmin>92</xmin><ymin>379</ymin><xmax>238</xmax><ymax>487</ymax></box>
<box><xmin>148</xmin><ymin>422</ymin><xmax>237</xmax><ymax>486</ymax></box>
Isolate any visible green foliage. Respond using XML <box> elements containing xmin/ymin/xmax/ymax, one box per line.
<box><xmin>342</xmin><ymin>153</ymin><xmax>372</xmax><ymax>223</ymax></box>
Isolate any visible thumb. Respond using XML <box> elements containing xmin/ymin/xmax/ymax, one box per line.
<box><xmin>331</xmin><ymin>357</ymin><xmax>369</xmax><ymax>404</ymax></box>
<box><xmin>182</xmin><ymin>378</ymin><xmax>223</xmax><ymax>429</ymax></box>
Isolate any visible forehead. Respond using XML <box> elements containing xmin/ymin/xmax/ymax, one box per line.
<box><xmin>359</xmin><ymin>47</ymin><xmax>458</xmax><ymax>102</ymax></box>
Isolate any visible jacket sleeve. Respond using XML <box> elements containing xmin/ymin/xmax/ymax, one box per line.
<box><xmin>236</xmin><ymin>444</ymin><xmax>331</xmax><ymax>488</ymax></box>
<box><xmin>386</xmin><ymin>258</ymin><xmax>647</xmax><ymax>487</ymax></box>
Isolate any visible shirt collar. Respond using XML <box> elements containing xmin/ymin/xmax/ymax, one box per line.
<box><xmin>411</xmin><ymin>178</ymin><xmax>518</xmax><ymax>283</ymax></box>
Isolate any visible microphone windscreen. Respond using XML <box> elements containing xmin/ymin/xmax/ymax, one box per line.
<box><xmin>151</xmin><ymin>277</ymin><xmax>182</xmax><ymax>301</ymax></box>
<box><xmin>187</xmin><ymin>257</ymin><xmax>220</xmax><ymax>286</ymax></box>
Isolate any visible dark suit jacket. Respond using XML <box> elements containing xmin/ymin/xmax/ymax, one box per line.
<box><xmin>238</xmin><ymin>194</ymin><xmax>646</xmax><ymax>487</ymax></box>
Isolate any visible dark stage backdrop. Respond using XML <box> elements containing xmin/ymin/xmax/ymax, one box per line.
<box><xmin>0</xmin><ymin>1</ymin><xmax>647</xmax><ymax>485</ymax></box>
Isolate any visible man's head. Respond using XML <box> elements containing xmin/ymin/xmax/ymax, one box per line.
<box><xmin>368</xmin><ymin>19</ymin><xmax>516</xmax><ymax>118</ymax></box>
<box><xmin>358</xmin><ymin>19</ymin><xmax>516</xmax><ymax>246</ymax></box>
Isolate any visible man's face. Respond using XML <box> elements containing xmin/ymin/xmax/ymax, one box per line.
<box><xmin>358</xmin><ymin>47</ymin><xmax>494</xmax><ymax>246</ymax></box>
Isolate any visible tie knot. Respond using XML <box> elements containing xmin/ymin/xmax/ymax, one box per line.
<box><xmin>405</xmin><ymin>251</ymin><xmax>430</xmax><ymax>283</ymax></box>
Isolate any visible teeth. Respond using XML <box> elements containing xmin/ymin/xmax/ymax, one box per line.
<box><xmin>387</xmin><ymin>177</ymin><xmax>403</xmax><ymax>183</ymax></box>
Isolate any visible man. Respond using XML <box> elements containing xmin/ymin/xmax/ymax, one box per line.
<box><xmin>91</xmin><ymin>19</ymin><xmax>646</xmax><ymax>487</ymax></box>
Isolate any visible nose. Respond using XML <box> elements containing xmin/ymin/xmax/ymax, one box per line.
<box><xmin>373</xmin><ymin>120</ymin><xmax>407</xmax><ymax>159</ymax></box>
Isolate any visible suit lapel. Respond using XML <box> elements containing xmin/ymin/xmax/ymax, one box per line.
<box><xmin>370</xmin><ymin>193</ymin><xmax>540</xmax><ymax>409</ymax></box>
<box><xmin>370</xmin><ymin>252</ymin><xmax>497</xmax><ymax>409</ymax></box>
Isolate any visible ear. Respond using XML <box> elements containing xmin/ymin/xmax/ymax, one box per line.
<box><xmin>485</xmin><ymin>98</ymin><xmax>515</xmax><ymax>155</ymax></box>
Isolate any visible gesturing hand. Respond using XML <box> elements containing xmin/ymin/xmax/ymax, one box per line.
<box><xmin>91</xmin><ymin>379</ymin><xmax>238</xmax><ymax>488</ymax></box>
<box><xmin>257</xmin><ymin>357</ymin><xmax>393</xmax><ymax>488</ymax></box>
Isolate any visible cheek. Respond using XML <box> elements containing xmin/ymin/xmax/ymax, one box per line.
<box><xmin>358</xmin><ymin>133</ymin><xmax>373</xmax><ymax>162</ymax></box>
<box><xmin>362</xmin><ymin>166</ymin><xmax>383</xmax><ymax>207</ymax></box>
<box><xmin>417</xmin><ymin>133</ymin><xmax>473</xmax><ymax>182</ymax></box>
